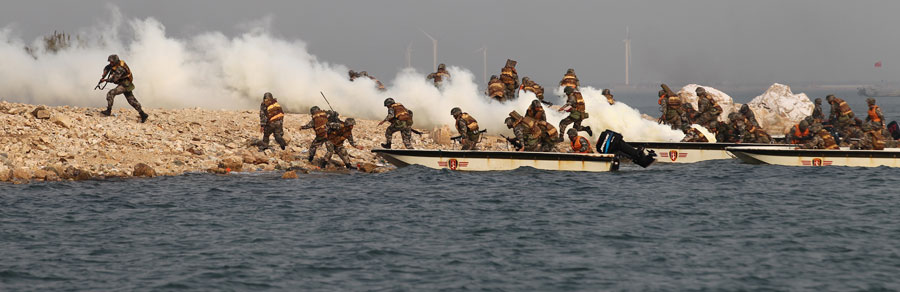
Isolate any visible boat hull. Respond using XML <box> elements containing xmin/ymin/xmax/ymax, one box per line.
<box><xmin>629</xmin><ymin>142</ymin><xmax>774</xmax><ymax>163</ymax></box>
<box><xmin>372</xmin><ymin>149</ymin><xmax>619</xmax><ymax>172</ymax></box>
<box><xmin>727</xmin><ymin>146</ymin><xmax>900</xmax><ymax>167</ymax></box>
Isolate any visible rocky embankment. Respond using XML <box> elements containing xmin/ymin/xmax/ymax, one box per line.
<box><xmin>0</xmin><ymin>101</ymin><xmax>518</xmax><ymax>183</ymax></box>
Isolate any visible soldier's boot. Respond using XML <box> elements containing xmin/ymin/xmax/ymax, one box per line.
<box><xmin>307</xmin><ymin>155</ymin><xmax>314</xmax><ymax>162</ymax></box>
<box><xmin>139</xmin><ymin>111</ymin><xmax>149</xmax><ymax>123</ymax></box>
<box><xmin>280</xmin><ymin>144</ymin><xmax>286</xmax><ymax>150</ymax></box>
<box><xmin>100</xmin><ymin>108</ymin><xmax>112</xmax><ymax>116</ymax></box>
<box><xmin>319</xmin><ymin>160</ymin><xmax>328</xmax><ymax>169</ymax></box>
<box><xmin>584</xmin><ymin>126</ymin><xmax>593</xmax><ymax>136</ymax></box>
<box><xmin>344</xmin><ymin>163</ymin><xmax>357</xmax><ymax>170</ymax></box>
<box><xmin>381</xmin><ymin>142</ymin><xmax>391</xmax><ymax>149</ymax></box>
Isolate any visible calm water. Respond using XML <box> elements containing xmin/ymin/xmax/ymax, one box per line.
<box><xmin>3</xmin><ymin>88</ymin><xmax>900</xmax><ymax>291</ymax></box>
<box><xmin>2</xmin><ymin>161</ymin><xmax>900</xmax><ymax>291</ymax></box>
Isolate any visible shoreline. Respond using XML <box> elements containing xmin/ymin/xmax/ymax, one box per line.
<box><xmin>0</xmin><ymin>101</ymin><xmax>519</xmax><ymax>184</ymax></box>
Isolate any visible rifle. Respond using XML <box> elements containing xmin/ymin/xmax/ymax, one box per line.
<box><xmin>500</xmin><ymin>134</ymin><xmax>523</xmax><ymax>150</ymax></box>
<box><xmin>451</xmin><ymin>129</ymin><xmax>487</xmax><ymax>141</ymax></box>
<box><xmin>319</xmin><ymin>91</ymin><xmax>335</xmax><ymax>111</ymax></box>
<box><xmin>94</xmin><ymin>70</ymin><xmax>111</xmax><ymax>90</ymax></box>
<box><xmin>539</xmin><ymin>99</ymin><xmax>553</xmax><ymax>106</ymax></box>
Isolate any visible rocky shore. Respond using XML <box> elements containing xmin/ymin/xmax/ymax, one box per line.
<box><xmin>0</xmin><ymin>101</ymin><xmax>519</xmax><ymax>183</ymax></box>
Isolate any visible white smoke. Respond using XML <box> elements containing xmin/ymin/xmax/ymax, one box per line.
<box><xmin>0</xmin><ymin>8</ymin><xmax>682</xmax><ymax>142</ymax></box>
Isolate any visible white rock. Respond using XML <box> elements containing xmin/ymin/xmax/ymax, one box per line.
<box><xmin>746</xmin><ymin>83</ymin><xmax>814</xmax><ymax>136</ymax></box>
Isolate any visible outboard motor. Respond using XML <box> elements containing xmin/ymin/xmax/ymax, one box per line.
<box><xmin>596</xmin><ymin>130</ymin><xmax>656</xmax><ymax>168</ymax></box>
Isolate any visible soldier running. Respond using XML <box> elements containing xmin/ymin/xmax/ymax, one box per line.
<box><xmin>378</xmin><ymin>98</ymin><xmax>414</xmax><ymax>149</ymax></box>
<box><xmin>451</xmin><ymin>107</ymin><xmax>482</xmax><ymax>150</ymax></box>
<box><xmin>559</xmin><ymin>68</ymin><xmax>579</xmax><ymax>91</ymax></box>
<box><xmin>323</xmin><ymin>118</ymin><xmax>363</xmax><ymax>168</ymax></box>
<box><xmin>99</xmin><ymin>54</ymin><xmax>148</xmax><ymax>123</ymax></box>
<box><xmin>558</xmin><ymin>86</ymin><xmax>593</xmax><ymax>140</ymax></box>
<box><xmin>602</xmin><ymin>89</ymin><xmax>615</xmax><ymax>105</ymax></box>
<box><xmin>487</xmin><ymin>75</ymin><xmax>506</xmax><ymax>102</ymax></box>
<box><xmin>520</xmin><ymin>77</ymin><xmax>546</xmax><ymax>103</ymax></box>
<box><xmin>258</xmin><ymin>92</ymin><xmax>286</xmax><ymax>150</ymax></box>
<box><xmin>300</xmin><ymin>106</ymin><xmax>329</xmax><ymax>162</ymax></box>
<box><xmin>499</xmin><ymin>59</ymin><xmax>519</xmax><ymax>99</ymax></box>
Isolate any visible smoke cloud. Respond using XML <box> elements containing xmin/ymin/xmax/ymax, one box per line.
<box><xmin>0</xmin><ymin>8</ymin><xmax>682</xmax><ymax>142</ymax></box>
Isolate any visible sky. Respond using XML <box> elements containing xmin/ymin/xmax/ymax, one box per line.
<box><xmin>1</xmin><ymin>0</ymin><xmax>898</xmax><ymax>87</ymax></box>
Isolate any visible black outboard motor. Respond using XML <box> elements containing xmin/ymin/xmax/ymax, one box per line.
<box><xmin>888</xmin><ymin>121</ymin><xmax>900</xmax><ymax>140</ymax></box>
<box><xmin>596</xmin><ymin>130</ymin><xmax>656</xmax><ymax>168</ymax></box>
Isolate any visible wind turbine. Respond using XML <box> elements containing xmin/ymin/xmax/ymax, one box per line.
<box><xmin>419</xmin><ymin>28</ymin><xmax>437</xmax><ymax>72</ymax></box>
<box><xmin>624</xmin><ymin>26</ymin><xmax>631</xmax><ymax>86</ymax></box>
<box><xmin>476</xmin><ymin>46</ymin><xmax>487</xmax><ymax>85</ymax></box>
<box><xmin>406</xmin><ymin>41</ymin><xmax>413</xmax><ymax>68</ymax></box>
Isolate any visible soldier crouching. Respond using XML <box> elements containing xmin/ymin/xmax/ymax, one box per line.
<box><xmin>323</xmin><ymin>118</ymin><xmax>363</xmax><ymax>168</ymax></box>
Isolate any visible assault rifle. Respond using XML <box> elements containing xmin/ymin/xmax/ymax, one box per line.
<box><xmin>451</xmin><ymin>129</ymin><xmax>487</xmax><ymax>141</ymax></box>
<box><xmin>539</xmin><ymin>99</ymin><xmax>553</xmax><ymax>106</ymax></box>
<box><xmin>500</xmin><ymin>134</ymin><xmax>523</xmax><ymax>150</ymax></box>
<box><xmin>94</xmin><ymin>70</ymin><xmax>111</xmax><ymax>90</ymax></box>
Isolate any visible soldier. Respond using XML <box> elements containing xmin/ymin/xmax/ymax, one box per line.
<box><xmin>99</xmin><ymin>54</ymin><xmax>148</xmax><ymax>123</ymax></box>
<box><xmin>504</xmin><ymin>116</ymin><xmax>541</xmax><ymax>152</ymax></box>
<box><xmin>323</xmin><ymin>118</ymin><xmax>364</xmax><ymax>168</ymax></box>
<box><xmin>866</xmin><ymin>98</ymin><xmax>885</xmax><ymax>128</ymax></box>
<box><xmin>662</xmin><ymin>89</ymin><xmax>683</xmax><ymax>130</ymax></box>
<box><xmin>811</xmin><ymin>98</ymin><xmax>825</xmax><ymax>123</ymax></box>
<box><xmin>536</xmin><ymin>120</ymin><xmax>560</xmax><ymax>152</ymax></box>
<box><xmin>258</xmin><ymin>92</ymin><xmax>287</xmax><ymax>150</ymax></box>
<box><xmin>378</xmin><ymin>98</ymin><xmax>414</xmax><ymax>149</ymax></box>
<box><xmin>359</xmin><ymin>71</ymin><xmax>386</xmax><ymax>91</ymax></box>
<box><xmin>743</xmin><ymin>125</ymin><xmax>772</xmax><ymax>144</ymax></box>
<box><xmin>739</xmin><ymin>104</ymin><xmax>759</xmax><ymax>128</ymax></box>
<box><xmin>787</xmin><ymin>120</ymin><xmax>812</xmax><ymax>144</ymax></box>
<box><xmin>681</xmin><ymin>127</ymin><xmax>709</xmax><ymax>142</ymax></box>
<box><xmin>826</xmin><ymin>94</ymin><xmax>854</xmax><ymax>132</ymax></box>
<box><xmin>451</xmin><ymin>107</ymin><xmax>482</xmax><ymax>150</ymax></box>
<box><xmin>525</xmin><ymin>99</ymin><xmax>547</xmax><ymax>122</ymax></box>
<box><xmin>520</xmin><ymin>77</ymin><xmax>546</xmax><ymax>103</ymax></box>
<box><xmin>559</xmin><ymin>68</ymin><xmax>579</xmax><ymax>91</ymax></box>
<box><xmin>857</xmin><ymin>122</ymin><xmax>886</xmax><ymax>150</ymax></box>
<box><xmin>558</xmin><ymin>86</ymin><xmax>593</xmax><ymax>140</ymax></box>
<box><xmin>348</xmin><ymin>70</ymin><xmax>360</xmax><ymax>81</ymax></box>
<box><xmin>839</xmin><ymin>120</ymin><xmax>864</xmax><ymax>147</ymax></box>
<box><xmin>499</xmin><ymin>59</ymin><xmax>519</xmax><ymax>99</ymax></box>
<box><xmin>681</xmin><ymin>103</ymin><xmax>699</xmax><ymax>127</ymax></box>
<box><xmin>695</xmin><ymin>87</ymin><xmax>722</xmax><ymax>130</ymax></box>
<box><xmin>602</xmin><ymin>89</ymin><xmax>615</xmax><ymax>105</ymax></box>
<box><xmin>716</xmin><ymin>118</ymin><xmax>738</xmax><ymax>143</ymax></box>
<box><xmin>487</xmin><ymin>75</ymin><xmax>506</xmax><ymax>102</ymax></box>
<box><xmin>326</xmin><ymin>110</ymin><xmax>342</xmax><ymax>123</ymax></box>
<box><xmin>426</xmin><ymin>63</ymin><xmax>451</xmax><ymax>88</ymax></box>
<box><xmin>300</xmin><ymin>106</ymin><xmax>329</xmax><ymax>162</ymax></box>
<box><xmin>567</xmin><ymin>128</ymin><xmax>593</xmax><ymax>153</ymax></box>
<box><xmin>801</xmin><ymin>125</ymin><xmax>839</xmax><ymax>150</ymax></box>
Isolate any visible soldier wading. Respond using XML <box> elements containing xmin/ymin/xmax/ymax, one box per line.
<box><xmin>99</xmin><ymin>54</ymin><xmax>148</xmax><ymax>123</ymax></box>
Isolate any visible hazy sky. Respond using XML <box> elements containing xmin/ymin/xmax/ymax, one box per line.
<box><xmin>3</xmin><ymin>0</ymin><xmax>899</xmax><ymax>87</ymax></box>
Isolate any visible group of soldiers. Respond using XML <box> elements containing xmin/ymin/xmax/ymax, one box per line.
<box><xmin>786</xmin><ymin>95</ymin><xmax>892</xmax><ymax>150</ymax></box>
<box><xmin>480</xmin><ymin>59</ymin><xmax>615</xmax><ymax>106</ymax></box>
<box><xmin>661</xmin><ymin>84</ymin><xmax>770</xmax><ymax>144</ymax></box>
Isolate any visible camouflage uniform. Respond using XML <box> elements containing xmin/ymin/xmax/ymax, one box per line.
<box><xmin>866</xmin><ymin>98</ymin><xmax>885</xmax><ymax>128</ymax></box>
<box><xmin>301</xmin><ymin>108</ymin><xmax>329</xmax><ymax>162</ymax></box>
<box><xmin>681</xmin><ymin>103</ymin><xmax>699</xmax><ymax>126</ymax></box>
<box><xmin>259</xmin><ymin>93</ymin><xmax>286</xmax><ymax>150</ymax></box>
<box><xmin>511</xmin><ymin>122</ymin><xmax>541</xmax><ymax>151</ymax></box>
<box><xmin>359</xmin><ymin>71</ymin><xmax>386</xmax><ymax>91</ymax></box>
<box><xmin>696</xmin><ymin>89</ymin><xmax>722</xmax><ymax>130</ymax></box>
<box><xmin>537</xmin><ymin>121</ymin><xmax>560</xmax><ymax>152</ymax></box>
<box><xmin>382</xmin><ymin>100</ymin><xmax>414</xmax><ymax>149</ymax></box>
<box><xmin>839</xmin><ymin>124</ymin><xmax>864</xmax><ymax>147</ymax></box>
<box><xmin>323</xmin><ymin>119</ymin><xmax>358</xmax><ymax>168</ymax></box>
<box><xmin>499</xmin><ymin>59</ymin><xmax>519</xmax><ymax>99</ymax></box>
<box><xmin>568</xmin><ymin>129</ymin><xmax>592</xmax><ymax>153</ymax></box>
<box><xmin>602</xmin><ymin>89</ymin><xmax>615</xmax><ymax>105</ymax></box>
<box><xmin>487</xmin><ymin>75</ymin><xmax>506</xmax><ymax>102</ymax></box>
<box><xmin>525</xmin><ymin>99</ymin><xmax>547</xmax><ymax>122</ymax></box>
<box><xmin>663</xmin><ymin>94</ymin><xmax>684</xmax><ymax>130</ymax></box>
<box><xmin>827</xmin><ymin>95</ymin><xmax>854</xmax><ymax>132</ymax></box>
<box><xmin>101</xmin><ymin>55</ymin><xmax>148</xmax><ymax>122</ymax></box>
<box><xmin>427</xmin><ymin>64</ymin><xmax>451</xmax><ymax>88</ymax></box>
<box><xmin>559</xmin><ymin>68</ymin><xmax>579</xmax><ymax>90</ymax></box>
<box><xmin>681</xmin><ymin>128</ymin><xmax>709</xmax><ymax>142</ymax></box>
<box><xmin>802</xmin><ymin>128</ymin><xmax>839</xmax><ymax>149</ymax></box>
<box><xmin>520</xmin><ymin>77</ymin><xmax>546</xmax><ymax>102</ymax></box>
<box><xmin>452</xmin><ymin>108</ymin><xmax>482</xmax><ymax>150</ymax></box>
<box><xmin>810</xmin><ymin>98</ymin><xmax>825</xmax><ymax>123</ymax></box>
<box><xmin>739</xmin><ymin>104</ymin><xmax>760</xmax><ymax>128</ymax></box>
<box><xmin>558</xmin><ymin>87</ymin><xmax>592</xmax><ymax>140</ymax></box>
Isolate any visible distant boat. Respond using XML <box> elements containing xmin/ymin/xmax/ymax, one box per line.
<box><xmin>857</xmin><ymin>86</ymin><xmax>900</xmax><ymax>97</ymax></box>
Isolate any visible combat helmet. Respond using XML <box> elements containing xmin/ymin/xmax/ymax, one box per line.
<box><xmin>309</xmin><ymin>106</ymin><xmax>321</xmax><ymax>114</ymax></box>
<box><xmin>867</xmin><ymin>97</ymin><xmax>876</xmax><ymax>105</ymax></box>
<box><xmin>531</xmin><ymin>99</ymin><xmax>542</xmax><ymax>107</ymax></box>
<box><xmin>814</xmin><ymin>98</ymin><xmax>822</xmax><ymax>105</ymax></box>
<box><xmin>799</xmin><ymin>120</ymin><xmax>809</xmax><ymax>131</ymax></box>
<box><xmin>263</xmin><ymin>92</ymin><xmax>274</xmax><ymax>100</ymax></box>
<box><xmin>566</xmin><ymin>68</ymin><xmax>574</xmax><ymax>74</ymax></box>
<box><xmin>695</xmin><ymin>87</ymin><xmax>707</xmax><ymax>95</ymax></box>
<box><xmin>504</xmin><ymin>117</ymin><xmax>516</xmax><ymax>128</ymax></box>
<box><xmin>438</xmin><ymin>63</ymin><xmax>446</xmax><ymax>70</ymax></box>
<box><xmin>384</xmin><ymin>97</ymin><xmax>395</xmax><ymax>107</ymax></box>
<box><xmin>345</xmin><ymin>118</ymin><xmax>356</xmax><ymax>126</ymax></box>
<box><xmin>602</xmin><ymin>89</ymin><xmax>611</xmax><ymax>96</ymax></box>
<box><xmin>450</xmin><ymin>107</ymin><xmax>462</xmax><ymax>117</ymax></box>
<box><xmin>567</xmin><ymin>128</ymin><xmax>578</xmax><ymax>137</ymax></box>
<box><xmin>107</xmin><ymin>54</ymin><xmax>119</xmax><ymax>63</ymax></box>
<box><xmin>826</xmin><ymin>94</ymin><xmax>836</xmax><ymax>102</ymax></box>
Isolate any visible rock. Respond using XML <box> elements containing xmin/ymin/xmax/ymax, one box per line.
<box><xmin>281</xmin><ymin>171</ymin><xmax>298</xmax><ymax>179</ymax></box>
<box><xmin>32</xmin><ymin>106</ymin><xmax>50</xmax><ymax>119</ymax></box>
<box><xmin>50</xmin><ymin>113</ymin><xmax>73</xmax><ymax>128</ymax></box>
<box><xmin>63</xmin><ymin>166</ymin><xmax>93</xmax><ymax>181</ymax></box>
<box><xmin>432</xmin><ymin>125</ymin><xmax>453</xmax><ymax>145</ymax></box>
<box><xmin>187</xmin><ymin>146</ymin><xmax>204</xmax><ymax>155</ymax></box>
<box><xmin>220</xmin><ymin>156</ymin><xmax>243</xmax><ymax>172</ymax></box>
<box><xmin>12</xmin><ymin>168</ymin><xmax>33</xmax><ymax>181</ymax></box>
<box><xmin>133</xmin><ymin>163</ymin><xmax>157</xmax><ymax>177</ymax></box>
<box><xmin>677</xmin><ymin>84</ymin><xmax>738</xmax><ymax>122</ymax></box>
<box><xmin>357</xmin><ymin>162</ymin><xmax>378</xmax><ymax>173</ymax></box>
<box><xmin>747</xmin><ymin>83</ymin><xmax>814</xmax><ymax>136</ymax></box>
<box><xmin>242</xmin><ymin>151</ymin><xmax>268</xmax><ymax>164</ymax></box>
<box><xmin>0</xmin><ymin>166</ymin><xmax>11</xmax><ymax>182</ymax></box>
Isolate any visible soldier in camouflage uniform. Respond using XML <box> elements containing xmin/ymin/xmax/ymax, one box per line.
<box><xmin>827</xmin><ymin>94</ymin><xmax>855</xmax><ymax>133</ymax></box>
<box><xmin>567</xmin><ymin>128</ymin><xmax>593</xmax><ymax>153</ymax></box>
<box><xmin>802</xmin><ymin>125</ymin><xmax>839</xmax><ymax>149</ymax></box>
<box><xmin>558</xmin><ymin>86</ymin><xmax>593</xmax><ymax>140</ymax></box>
<box><xmin>839</xmin><ymin>119</ymin><xmax>865</xmax><ymax>147</ymax></box>
<box><xmin>739</xmin><ymin>104</ymin><xmax>760</xmax><ymax>128</ymax></box>
<box><xmin>348</xmin><ymin>70</ymin><xmax>360</xmax><ymax>81</ymax></box>
<box><xmin>358</xmin><ymin>71</ymin><xmax>386</xmax><ymax>91</ymax></box>
<box><xmin>559</xmin><ymin>68</ymin><xmax>579</xmax><ymax>91</ymax></box>
<box><xmin>323</xmin><ymin>118</ymin><xmax>363</xmax><ymax>168</ymax></box>
<box><xmin>300</xmin><ymin>106</ymin><xmax>329</xmax><ymax>162</ymax></box>
<box><xmin>681</xmin><ymin>127</ymin><xmax>709</xmax><ymax>142</ymax></box>
<box><xmin>451</xmin><ymin>107</ymin><xmax>482</xmax><ymax>150</ymax></box>
<box><xmin>681</xmin><ymin>103</ymin><xmax>699</xmax><ymax>128</ymax></box>
<box><xmin>100</xmin><ymin>54</ymin><xmax>148</xmax><ymax>123</ymax></box>
<box><xmin>258</xmin><ymin>92</ymin><xmax>286</xmax><ymax>150</ymax></box>
<box><xmin>426</xmin><ymin>63</ymin><xmax>451</xmax><ymax>88</ymax></box>
<box><xmin>661</xmin><ymin>90</ymin><xmax>683</xmax><ymax>130</ymax></box>
<box><xmin>505</xmin><ymin>116</ymin><xmax>541</xmax><ymax>152</ymax></box>
<box><xmin>865</xmin><ymin>98</ymin><xmax>885</xmax><ymax>128</ymax></box>
<box><xmin>525</xmin><ymin>99</ymin><xmax>547</xmax><ymax>122</ymax></box>
<box><xmin>379</xmin><ymin>98</ymin><xmax>414</xmax><ymax>149</ymax></box>
<box><xmin>537</xmin><ymin>120</ymin><xmax>560</xmax><ymax>152</ymax></box>
<box><xmin>695</xmin><ymin>87</ymin><xmax>722</xmax><ymax>130</ymax></box>
<box><xmin>487</xmin><ymin>75</ymin><xmax>506</xmax><ymax>102</ymax></box>
<box><xmin>499</xmin><ymin>59</ymin><xmax>519</xmax><ymax>99</ymax></box>
<box><xmin>810</xmin><ymin>98</ymin><xmax>825</xmax><ymax>123</ymax></box>
<box><xmin>520</xmin><ymin>77</ymin><xmax>546</xmax><ymax>103</ymax></box>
